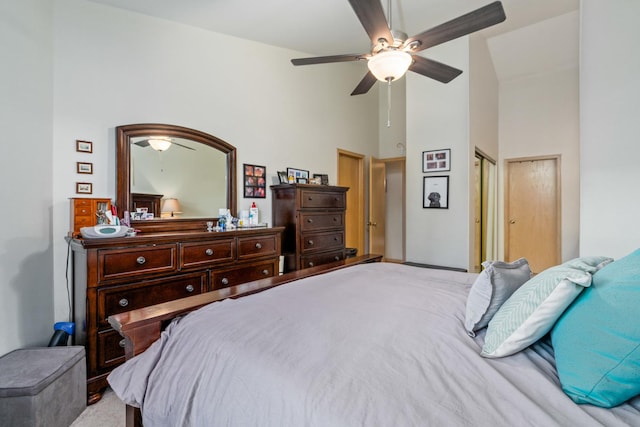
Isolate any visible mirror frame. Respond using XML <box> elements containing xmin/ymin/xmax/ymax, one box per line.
<box><xmin>116</xmin><ymin>123</ymin><xmax>237</xmax><ymax>233</ymax></box>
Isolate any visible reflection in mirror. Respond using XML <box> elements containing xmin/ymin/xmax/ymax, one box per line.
<box><xmin>116</xmin><ymin>123</ymin><xmax>236</xmax><ymax>233</ymax></box>
<box><xmin>130</xmin><ymin>136</ymin><xmax>227</xmax><ymax>218</ymax></box>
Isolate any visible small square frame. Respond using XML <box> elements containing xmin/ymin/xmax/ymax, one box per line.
<box><xmin>277</xmin><ymin>171</ymin><xmax>289</xmax><ymax>184</ymax></box>
<box><xmin>297</xmin><ymin>177</ymin><xmax>308</xmax><ymax>184</ymax></box>
<box><xmin>313</xmin><ymin>174</ymin><xmax>329</xmax><ymax>185</ymax></box>
<box><xmin>77</xmin><ymin>162</ymin><xmax>93</xmax><ymax>174</ymax></box>
<box><xmin>422</xmin><ymin>148</ymin><xmax>450</xmax><ymax>173</ymax></box>
<box><xmin>243</xmin><ymin>163</ymin><xmax>266</xmax><ymax>198</ymax></box>
<box><xmin>423</xmin><ymin>176</ymin><xmax>449</xmax><ymax>209</ymax></box>
<box><xmin>76</xmin><ymin>140</ymin><xmax>93</xmax><ymax>153</ymax></box>
<box><xmin>76</xmin><ymin>182</ymin><xmax>93</xmax><ymax>194</ymax></box>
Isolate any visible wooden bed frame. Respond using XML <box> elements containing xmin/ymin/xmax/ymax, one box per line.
<box><xmin>108</xmin><ymin>254</ymin><xmax>382</xmax><ymax>427</ymax></box>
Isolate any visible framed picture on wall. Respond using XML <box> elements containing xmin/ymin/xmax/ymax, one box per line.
<box><xmin>243</xmin><ymin>163</ymin><xmax>266</xmax><ymax>198</ymax></box>
<box><xmin>423</xmin><ymin>176</ymin><xmax>449</xmax><ymax>209</ymax></box>
<box><xmin>422</xmin><ymin>149</ymin><xmax>450</xmax><ymax>172</ymax></box>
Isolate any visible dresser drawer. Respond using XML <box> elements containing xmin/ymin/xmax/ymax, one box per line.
<box><xmin>96</xmin><ymin>272</ymin><xmax>206</xmax><ymax>327</ymax></box>
<box><xmin>97</xmin><ymin>329</ymin><xmax>126</xmax><ymax>371</ymax></box>
<box><xmin>301</xmin><ymin>230</ymin><xmax>344</xmax><ymax>253</ymax></box>
<box><xmin>74</xmin><ymin>216</ymin><xmax>94</xmax><ymax>228</ymax></box>
<box><xmin>299</xmin><ymin>189</ymin><xmax>346</xmax><ymax>209</ymax></box>
<box><xmin>180</xmin><ymin>239</ymin><xmax>235</xmax><ymax>268</ymax></box>
<box><xmin>237</xmin><ymin>234</ymin><xmax>278</xmax><ymax>260</ymax></box>
<box><xmin>98</xmin><ymin>244</ymin><xmax>177</xmax><ymax>281</ymax></box>
<box><xmin>299</xmin><ymin>212</ymin><xmax>344</xmax><ymax>231</ymax></box>
<box><xmin>211</xmin><ymin>261</ymin><xmax>276</xmax><ymax>290</ymax></box>
<box><xmin>300</xmin><ymin>249</ymin><xmax>345</xmax><ymax>269</ymax></box>
<box><xmin>75</xmin><ymin>205</ymin><xmax>92</xmax><ymax>216</ymax></box>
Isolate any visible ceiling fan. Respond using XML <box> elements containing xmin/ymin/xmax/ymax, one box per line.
<box><xmin>133</xmin><ymin>137</ymin><xmax>195</xmax><ymax>152</ymax></box>
<box><xmin>291</xmin><ymin>0</ymin><xmax>506</xmax><ymax>96</ymax></box>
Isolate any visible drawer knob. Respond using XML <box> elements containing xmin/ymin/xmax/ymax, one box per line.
<box><xmin>119</xmin><ymin>339</ymin><xmax>126</xmax><ymax>348</ymax></box>
<box><xmin>255</xmin><ymin>242</ymin><xmax>262</xmax><ymax>249</ymax></box>
<box><xmin>221</xmin><ymin>277</ymin><xmax>229</xmax><ymax>286</ymax></box>
<box><xmin>307</xmin><ymin>218</ymin><xmax>313</xmax><ymax>223</ymax></box>
<box><xmin>262</xmin><ymin>269</ymin><xmax>269</xmax><ymax>275</ymax></box>
<box><xmin>308</xmin><ymin>240</ymin><xmax>314</xmax><ymax>246</ymax></box>
<box><xmin>119</xmin><ymin>298</ymin><xmax>129</xmax><ymax>307</ymax></box>
<box><xmin>308</xmin><ymin>196</ymin><xmax>313</xmax><ymax>201</ymax></box>
<box><xmin>185</xmin><ymin>284</ymin><xmax>194</xmax><ymax>292</ymax></box>
<box><xmin>333</xmin><ymin>217</ymin><xmax>338</xmax><ymax>222</ymax></box>
<box><xmin>334</xmin><ymin>237</ymin><xmax>339</xmax><ymax>241</ymax></box>
<box><xmin>136</xmin><ymin>256</ymin><xmax>146</xmax><ymax>265</ymax></box>
<box><xmin>334</xmin><ymin>256</ymin><xmax>340</xmax><ymax>261</ymax></box>
<box><xmin>205</xmin><ymin>248</ymin><xmax>214</xmax><ymax>256</ymax></box>
<box><xmin>308</xmin><ymin>262</ymin><xmax>314</xmax><ymax>267</ymax></box>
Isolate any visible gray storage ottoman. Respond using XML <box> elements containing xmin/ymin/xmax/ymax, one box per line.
<box><xmin>0</xmin><ymin>346</ymin><xmax>86</xmax><ymax>427</ymax></box>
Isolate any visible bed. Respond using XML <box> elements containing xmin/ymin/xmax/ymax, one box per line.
<box><xmin>108</xmin><ymin>257</ymin><xmax>640</xmax><ymax>427</ymax></box>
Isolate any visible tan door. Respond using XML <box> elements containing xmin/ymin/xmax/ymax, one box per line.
<box><xmin>369</xmin><ymin>157</ymin><xmax>386</xmax><ymax>257</ymax></box>
<box><xmin>337</xmin><ymin>149</ymin><xmax>365</xmax><ymax>256</ymax></box>
<box><xmin>505</xmin><ymin>156</ymin><xmax>561</xmax><ymax>273</ymax></box>
<box><xmin>474</xmin><ymin>158</ymin><xmax>481</xmax><ymax>272</ymax></box>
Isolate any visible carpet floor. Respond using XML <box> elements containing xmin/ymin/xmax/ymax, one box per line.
<box><xmin>71</xmin><ymin>388</ymin><xmax>125</xmax><ymax>427</ymax></box>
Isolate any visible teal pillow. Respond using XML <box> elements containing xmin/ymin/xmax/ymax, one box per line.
<box><xmin>551</xmin><ymin>249</ymin><xmax>640</xmax><ymax>407</ymax></box>
<box><xmin>481</xmin><ymin>256</ymin><xmax>613</xmax><ymax>358</ymax></box>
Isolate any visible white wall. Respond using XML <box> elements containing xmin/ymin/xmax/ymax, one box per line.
<box><xmin>497</xmin><ymin>67</ymin><xmax>580</xmax><ymax>262</ymax></box>
<box><xmin>406</xmin><ymin>38</ymin><xmax>470</xmax><ymax>270</ymax></box>
<box><xmin>580</xmin><ymin>0</ymin><xmax>640</xmax><ymax>259</ymax></box>
<box><xmin>0</xmin><ymin>0</ymin><xmax>55</xmax><ymax>355</ymax></box>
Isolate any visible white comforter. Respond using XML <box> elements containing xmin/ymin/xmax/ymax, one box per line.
<box><xmin>108</xmin><ymin>263</ymin><xmax>640</xmax><ymax>426</ymax></box>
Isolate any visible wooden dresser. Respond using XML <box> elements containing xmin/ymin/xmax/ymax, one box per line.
<box><xmin>271</xmin><ymin>184</ymin><xmax>348</xmax><ymax>272</ymax></box>
<box><xmin>69</xmin><ymin>227</ymin><xmax>283</xmax><ymax>403</ymax></box>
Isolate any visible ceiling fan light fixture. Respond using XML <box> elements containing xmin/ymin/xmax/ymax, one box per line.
<box><xmin>148</xmin><ymin>137</ymin><xmax>172</xmax><ymax>151</ymax></box>
<box><xmin>367</xmin><ymin>50</ymin><xmax>412</xmax><ymax>82</ymax></box>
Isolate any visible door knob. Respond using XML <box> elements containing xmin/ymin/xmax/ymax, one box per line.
<box><xmin>509</xmin><ymin>219</ymin><xmax>516</xmax><ymax>224</ymax></box>
<box><xmin>367</xmin><ymin>222</ymin><xmax>377</xmax><ymax>227</ymax></box>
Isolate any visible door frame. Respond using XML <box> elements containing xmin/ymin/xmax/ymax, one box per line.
<box><xmin>337</xmin><ymin>149</ymin><xmax>365</xmax><ymax>256</ymax></box>
<box><xmin>504</xmin><ymin>154</ymin><xmax>561</xmax><ymax>267</ymax></box>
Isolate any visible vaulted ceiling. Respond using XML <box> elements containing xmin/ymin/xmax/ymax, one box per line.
<box><xmin>86</xmin><ymin>0</ymin><xmax>579</xmax><ymax>81</ymax></box>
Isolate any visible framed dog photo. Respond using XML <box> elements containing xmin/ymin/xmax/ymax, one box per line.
<box><xmin>423</xmin><ymin>176</ymin><xmax>449</xmax><ymax>209</ymax></box>
<box><xmin>422</xmin><ymin>148</ymin><xmax>450</xmax><ymax>173</ymax></box>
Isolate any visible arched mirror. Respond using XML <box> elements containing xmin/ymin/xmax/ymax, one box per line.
<box><xmin>116</xmin><ymin>123</ymin><xmax>236</xmax><ymax>232</ymax></box>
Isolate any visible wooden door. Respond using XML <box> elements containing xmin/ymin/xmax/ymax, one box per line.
<box><xmin>474</xmin><ymin>158</ymin><xmax>482</xmax><ymax>272</ymax></box>
<box><xmin>337</xmin><ymin>149</ymin><xmax>365</xmax><ymax>256</ymax></box>
<box><xmin>369</xmin><ymin>157</ymin><xmax>386</xmax><ymax>256</ymax></box>
<box><xmin>505</xmin><ymin>156</ymin><xmax>561</xmax><ymax>273</ymax></box>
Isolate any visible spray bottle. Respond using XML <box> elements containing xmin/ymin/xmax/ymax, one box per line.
<box><xmin>249</xmin><ymin>201</ymin><xmax>259</xmax><ymax>226</ymax></box>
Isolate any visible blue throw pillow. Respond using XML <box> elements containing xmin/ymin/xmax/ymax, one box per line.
<box><xmin>551</xmin><ymin>248</ymin><xmax>640</xmax><ymax>407</ymax></box>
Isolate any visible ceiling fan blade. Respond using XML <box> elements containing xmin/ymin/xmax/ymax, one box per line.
<box><xmin>405</xmin><ymin>1</ymin><xmax>506</xmax><ymax>53</ymax></box>
<box><xmin>350</xmin><ymin>71</ymin><xmax>377</xmax><ymax>96</ymax></box>
<box><xmin>291</xmin><ymin>54</ymin><xmax>366</xmax><ymax>66</ymax></box>
<box><xmin>134</xmin><ymin>140</ymin><xmax>150</xmax><ymax>147</ymax></box>
<box><xmin>348</xmin><ymin>0</ymin><xmax>394</xmax><ymax>46</ymax></box>
<box><xmin>409</xmin><ymin>55</ymin><xmax>462</xmax><ymax>83</ymax></box>
<box><xmin>172</xmin><ymin>141</ymin><xmax>195</xmax><ymax>151</ymax></box>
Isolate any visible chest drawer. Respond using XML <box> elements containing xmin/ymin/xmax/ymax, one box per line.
<box><xmin>300</xmin><ymin>249</ymin><xmax>345</xmax><ymax>269</ymax></box>
<box><xmin>180</xmin><ymin>239</ymin><xmax>235</xmax><ymax>268</ymax></box>
<box><xmin>299</xmin><ymin>189</ymin><xmax>345</xmax><ymax>209</ymax></box>
<box><xmin>97</xmin><ymin>329</ymin><xmax>126</xmax><ymax>371</ymax></box>
<box><xmin>237</xmin><ymin>234</ymin><xmax>278</xmax><ymax>260</ymax></box>
<box><xmin>98</xmin><ymin>244</ymin><xmax>177</xmax><ymax>281</ymax></box>
<box><xmin>301</xmin><ymin>230</ymin><xmax>344</xmax><ymax>253</ymax></box>
<box><xmin>211</xmin><ymin>260</ymin><xmax>276</xmax><ymax>290</ymax></box>
<box><xmin>299</xmin><ymin>212</ymin><xmax>344</xmax><ymax>231</ymax></box>
<box><xmin>97</xmin><ymin>272</ymin><xmax>207</xmax><ymax>328</ymax></box>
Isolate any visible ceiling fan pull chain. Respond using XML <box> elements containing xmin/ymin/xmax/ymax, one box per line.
<box><xmin>387</xmin><ymin>78</ymin><xmax>392</xmax><ymax>128</ymax></box>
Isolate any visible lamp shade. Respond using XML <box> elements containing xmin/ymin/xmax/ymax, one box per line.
<box><xmin>148</xmin><ymin>138</ymin><xmax>172</xmax><ymax>151</ymax></box>
<box><xmin>161</xmin><ymin>198</ymin><xmax>182</xmax><ymax>217</ymax></box>
<box><xmin>367</xmin><ymin>50</ymin><xmax>412</xmax><ymax>82</ymax></box>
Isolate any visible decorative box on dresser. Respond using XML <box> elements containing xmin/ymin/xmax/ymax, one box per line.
<box><xmin>271</xmin><ymin>184</ymin><xmax>348</xmax><ymax>272</ymax></box>
<box><xmin>69</xmin><ymin>227</ymin><xmax>283</xmax><ymax>404</ymax></box>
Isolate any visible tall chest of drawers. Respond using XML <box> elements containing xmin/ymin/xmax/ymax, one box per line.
<box><xmin>271</xmin><ymin>184</ymin><xmax>348</xmax><ymax>272</ymax></box>
<box><xmin>69</xmin><ymin>227</ymin><xmax>282</xmax><ymax>403</ymax></box>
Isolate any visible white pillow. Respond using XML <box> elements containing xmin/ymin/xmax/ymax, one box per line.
<box><xmin>481</xmin><ymin>256</ymin><xmax>613</xmax><ymax>358</ymax></box>
<box><xmin>464</xmin><ymin>258</ymin><xmax>531</xmax><ymax>336</ymax></box>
